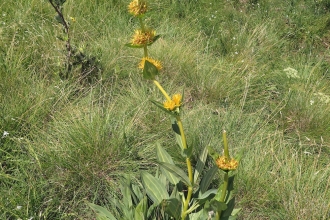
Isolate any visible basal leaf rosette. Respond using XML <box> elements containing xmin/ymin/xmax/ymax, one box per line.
<box><xmin>128</xmin><ymin>0</ymin><xmax>148</xmax><ymax>17</ymax></box>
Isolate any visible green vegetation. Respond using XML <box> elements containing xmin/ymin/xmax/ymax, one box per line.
<box><xmin>1</xmin><ymin>0</ymin><xmax>330</xmax><ymax>219</ymax></box>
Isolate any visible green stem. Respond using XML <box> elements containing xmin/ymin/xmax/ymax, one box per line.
<box><xmin>175</xmin><ymin>116</ymin><xmax>187</xmax><ymax>150</ymax></box>
<box><xmin>138</xmin><ymin>17</ymin><xmax>145</xmax><ymax>31</ymax></box>
<box><xmin>153</xmin><ymin>80</ymin><xmax>171</xmax><ymax>101</ymax></box>
<box><xmin>138</xmin><ymin>17</ymin><xmax>148</xmax><ymax>57</ymax></box>
<box><xmin>143</xmin><ymin>45</ymin><xmax>148</xmax><ymax>57</ymax></box>
<box><xmin>217</xmin><ymin>171</ymin><xmax>229</xmax><ymax>219</ymax></box>
<box><xmin>176</xmin><ymin>116</ymin><xmax>193</xmax><ymax>220</ymax></box>
<box><xmin>223</xmin><ymin>130</ymin><xmax>230</xmax><ymax>159</ymax></box>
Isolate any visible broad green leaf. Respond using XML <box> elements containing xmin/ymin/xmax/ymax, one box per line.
<box><xmin>141</xmin><ymin>171</ymin><xmax>169</xmax><ymax>205</ymax></box>
<box><xmin>124</xmin><ymin>43</ymin><xmax>145</xmax><ymax>48</ymax></box>
<box><xmin>196</xmin><ymin>189</ymin><xmax>217</xmax><ymax>201</ymax></box>
<box><xmin>164</xmin><ymin>198</ymin><xmax>181</xmax><ymax>219</ymax></box>
<box><xmin>225</xmin><ymin>175</ymin><xmax>236</xmax><ymax>202</ymax></box>
<box><xmin>185</xmin><ymin>200</ymin><xmax>201</xmax><ymax>214</ymax></box>
<box><xmin>151</xmin><ymin>35</ymin><xmax>161</xmax><ymax>44</ymax></box>
<box><xmin>231</xmin><ymin>208</ymin><xmax>241</xmax><ymax>216</ymax></box>
<box><xmin>142</xmin><ymin>60</ymin><xmax>158</xmax><ymax>80</ymax></box>
<box><xmin>209</xmin><ymin>200</ymin><xmax>227</xmax><ymax>212</ymax></box>
<box><xmin>221</xmin><ymin>197</ymin><xmax>236</xmax><ymax>218</ymax></box>
<box><xmin>157</xmin><ymin>162</ymin><xmax>191</xmax><ymax>187</ymax></box>
<box><xmin>189</xmin><ymin>209</ymin><xmax>208</xmax><ymax>220</ymax></box>
<box><xmin>214</xmin><ymin>183</ymin><xmax>224</xmax><ymax>201</ymax></box>
<box><xmin>182</xmin><ymin>146</ymin><xmax>193</xmax><ymax>158</ymax></box>
<box><xmin>120</xmin><ymin>182</ymin><xmax>132</xmax><ymax>209</ymax></box>
<box><xmin>159</xmin><ymin>173</ymin><xmax>167</xmax><ymax>187</ymax></box>
<box><xmin>156</xmin><ymin>144</ymin><xmax>180</xmax><ymax>184</ymax></box>
<box><xmin>147</xmin><ymin>203</ymin><xmax>158</xmax><ymax>219</ymax></box>
<box><xmin>169</xmin><ymin>184</ymin><xmax>180</xmax><ymax>199</ymax></box>
<box><xmin>194</xmin><ymin>146</ymin><xmax>208</xmax><ymax>183</ymax></box>
<box><xmin>132</xmin><ymin>184</ymin><xmax>144</xmax><ymax>201</ymax></box>
<box><xmin>200</xmin><ymin>165</ymin><xmax>218</xmax><ymax>193</ymax></box>
<box><xmin>87</xmin><ymin>202</ymin><xmax>117</xmax><ymax>220</ymax></box>
<box><xmin>134</xmin><ymin>196</ymin><xmax>147</xmax><ymax>220</ymax></box>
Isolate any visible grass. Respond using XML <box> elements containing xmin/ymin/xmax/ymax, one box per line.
<box><xmin>1</xmin><ymin>0</ymin><xmax>330</xmax><ymax>219</ymax></box>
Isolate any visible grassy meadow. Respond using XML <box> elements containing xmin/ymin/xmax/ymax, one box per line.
<box><xmin>1</xmin><ymin>0</ymin><xmax>330</xmax><ymax>219</ymax></box>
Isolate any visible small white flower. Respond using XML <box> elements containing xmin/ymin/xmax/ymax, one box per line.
<box><xmin>2</xmin><ymin>131</ymin><xmax>9</xmax><ymax>138</ymax></box>
<box><xmin>284</xmin><ymin>67</ymin><xmax>300</xmax><ymax>79</ymax></box>
<box><xmin>310</xmin><ymin>100</ymin><xmax>314</xmax><ymax>105</ymax></box>
<box><xmin>16</xmin><ymin>205</ymin><xmax>22</xmax><ymax>210</ymax></box>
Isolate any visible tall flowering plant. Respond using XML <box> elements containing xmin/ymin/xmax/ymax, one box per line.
<box><xmin>88</xmin><ymin>1</ymin><xmax>240</xmax><ymax>219</ymax></box>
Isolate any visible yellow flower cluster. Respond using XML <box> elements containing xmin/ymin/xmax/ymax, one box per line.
<box><xmin>131</xmin><ymin>29</ymin><xmax>156</xmax><ymax>46</ymax></box>
<box><xmin>163</xmin><ymin>94</ymin><xmax>182</xmax><ymax>111</ymax></box>
<box><xmin>128</xmin><ymin>0</ymin><xmax>148</xmax><ymax>16</ymax></box>
<box><xmin>215</xmin><ymin>156</ymin><xmax>238</xmax><ymax>171</ymax></box>
<box><xmin>138</xmin><ymin>57</ymin><xmax>162</xmax><ymax>71</ymax></box>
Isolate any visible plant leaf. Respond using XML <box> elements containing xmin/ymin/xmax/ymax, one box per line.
<box><xmin>131</xmin><ymin>184</ymin><xmax>144</xmax><ymax>202</ymax></box>
<box><xmin>210</xmin><ymin>200</ymin><xmax>227</xmax><ymax>212</ymax></box>
<box><xmin>125</xmin><ymin>43</ymin><xmax>145</xmax><ymax>48</ymax></box>
<box><xmin>141</xmin><ymin>171</ymin><xmax>169</xmax><ymax>205</ymax></box>
<box><xmin>147</xmin><ymin>203</ymin><xmax>158</xmax><ymax>219</ymax></box>
<box><xmin>225</xmin><ymin>175</ymin><xmax>236</xmax><ymax>202</ymax></box>
<box><xmin>189</xmin><ymin>209</ymin><xmax>208</xmax><ymax>220</ymax></box>
<box><xmin>157</xmin><ymin>162</ymin><xmax>191</xmax><ymax>187</ymax></box>
<box><xmin>221</xmin><ymin>197</ymin><xmax>237</xmax><ymax>218</ymax></box>
<box><xmin>134</xmin><ymin>196</ymin><xmax>147</xmax><ymax>220</ymax></box>
<box><xmin>182</xmin><ymin>146</ymin><xmax>193</xmax><ymax>158</ymax></box>
<box><xmin>156</xmin><ymin>144</ymin><xmax>180</xmax><ymax>185</ymax></box>
<box><xmin>142</xmin><ymin>60</ymin><xmax>158</xmax><ymax>80</ymax></box>
<box><xmin>87</xmin><ymin>202</ymin><xmax>117</xmax><ymax>220</ymax></box>
<box><xmin>196</xmin><ymin>189</ymin><xmax>217</xmax><ymax>201</ymax></box>
<box><xmin>194</xmin><ymin>146</ymin><xmax>208</xmax><ymax>183</ymax></box>
<box><xmin>200</xmin><ymin>165</ymin><xmax>218</xmax><ymax>193</ymax></box>
<box><xmin>163</xmin><ymin>198</ymin><xmax>181</xmax><ymax>219</ymax></box>
<box><xmin>120</xmin><ymin>181</ymin><xmax>132</xmax><ymax>209</ymax></box>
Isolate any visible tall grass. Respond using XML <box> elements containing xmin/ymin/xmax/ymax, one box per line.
<box><xmin>1</xmin><ymin>0</ymin><xmax>329</xmax><ymax>219</ymax></box>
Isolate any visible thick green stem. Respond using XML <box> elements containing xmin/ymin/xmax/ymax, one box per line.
<box><xmin>217</xmin><ymin>171</ymin><xmax>229</xmax><ymax>219</ymax></box>
<box><xmin>175</xmin><ymin>116</ymin><xmax>187</xmax><ymax>150</ymax></box>
<box><xmin>138</xmin><ymin>17</ymin><xmax>148</xmax><ymax>57</ymax></box>
<box><xmin>176</xmin><ymin>116</ymin><xmax>194</xmax><ymax>220</ymax></box>
<box><xmin>143</xmin><ymin>45</ymin><xmax>148</xmax><ymax>57</ymax></box>
<box><xmin>152</xmin><ymin>79</ymin><xmax>194</xmax><ymax>219</ymax></box>
<box><xmin>223</xmin><ymin>130</ymin><xmax>230</xmax><ymax>159</ymax></box>
<box><xmin>153</xmin><ymin>80</ymin><xmax>171</xmax><ymax>101</ymax></box>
